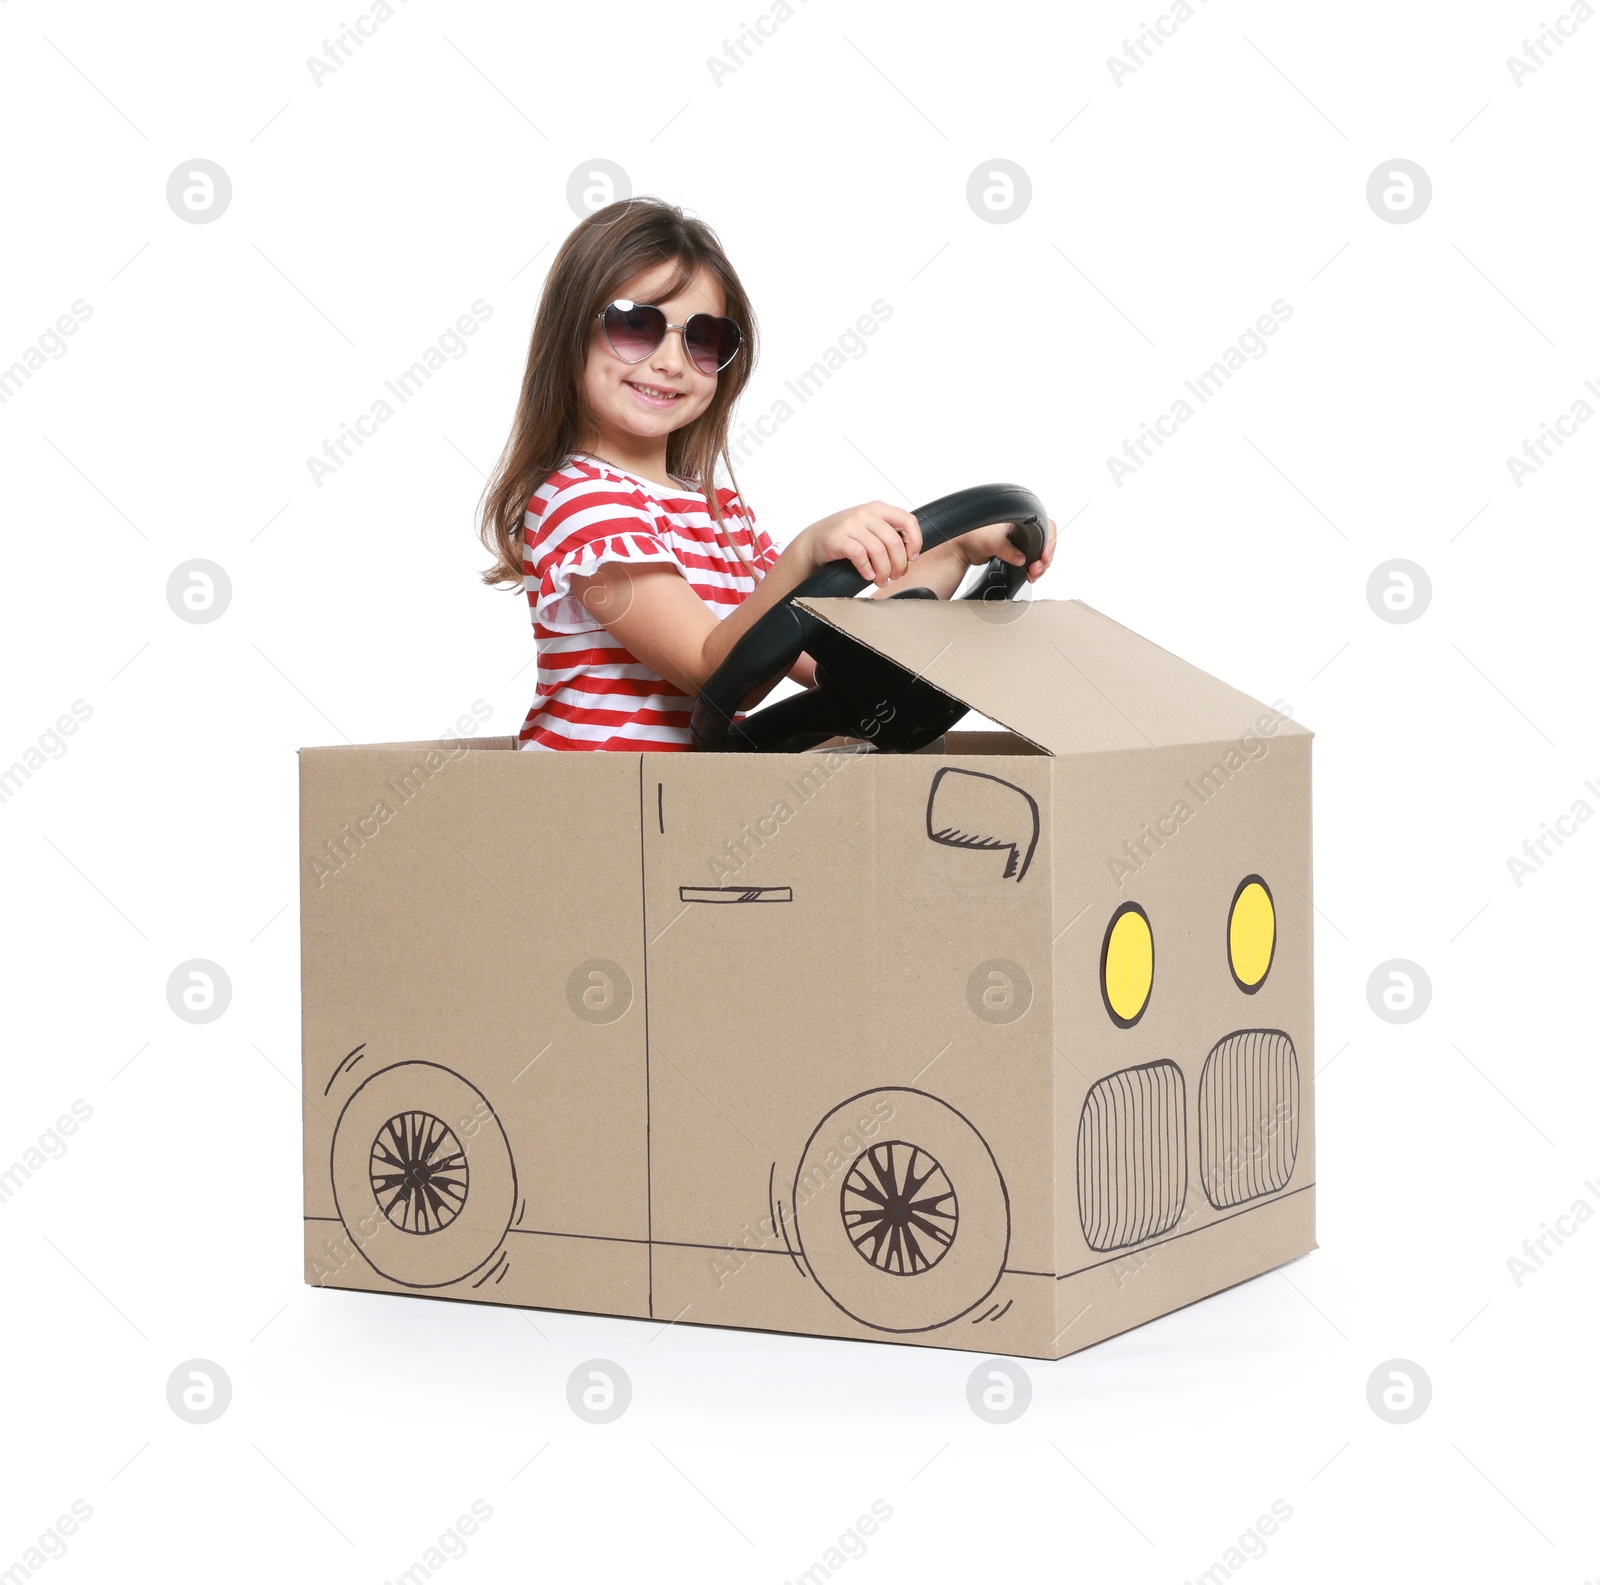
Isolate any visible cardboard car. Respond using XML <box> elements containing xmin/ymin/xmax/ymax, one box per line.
<box><xmin>299</xmin><ymin>493</ymin><xmax>1315</xmax><ymax>1359</ymax></box>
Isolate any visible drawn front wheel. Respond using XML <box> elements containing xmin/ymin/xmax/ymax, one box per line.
<box><xmin>331</xmin><ymin>1061</ymin><xmax>516</xmax><ymax>1289</ymax></box>
<box><xmin>792</xmin><ymin>1088</ymin><xmax>1009</xmax><ymax>1332</ymax></box>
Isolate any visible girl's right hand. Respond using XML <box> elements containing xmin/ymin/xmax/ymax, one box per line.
<box><xmin>800</xmin><ymin>501</ymin><xmax>924</xmax><ymax>586</ymax></box>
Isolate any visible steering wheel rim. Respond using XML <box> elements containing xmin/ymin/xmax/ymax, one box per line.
<box><xmin>690</xmin><ymin>482</ymin><xmax>1048</xmax><ymax>754</ymax></box>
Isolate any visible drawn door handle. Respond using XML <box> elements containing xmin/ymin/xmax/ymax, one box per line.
<box><xmin>679</xmin><ymin>885</ymin><xmax>794</xmax><ymax>903</ymax></box>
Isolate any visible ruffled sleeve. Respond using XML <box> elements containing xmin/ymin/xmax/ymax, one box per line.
<box><xmin>719</xmin><ymin>488</ymin><xmax>780</xmax><ymax>576</ymax></box>
<box><xmin>528</xmin><ymin>478</ymin><xmax>685</xmax><ymax>634</ymax></box>
<box><xmin>749</xmin><ymin>516</ymin><xmax>779</xmax><ymax>575</ymax></box>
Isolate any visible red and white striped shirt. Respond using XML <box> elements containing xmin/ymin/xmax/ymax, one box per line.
<box><xmin>518</xmin><ymin>453</ymin><xmax>779</xmax><ymax>751</ymax></box>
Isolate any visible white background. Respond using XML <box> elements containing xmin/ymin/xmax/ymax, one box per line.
<box><xmin>2</xmin><ymin>0</ymin><xmax>1597</xmax><ymax>1579</ymax></box>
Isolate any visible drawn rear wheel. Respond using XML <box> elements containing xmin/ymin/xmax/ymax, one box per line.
<box><xmin>331</xmin><ymin>1061</ymin><xmax>516</xmax><ymax>1289</ymax></box>
<box><xmin>370</xmin><ymin>1111</ymin><xmax>469</xmax><ymax>1234</ymax></box>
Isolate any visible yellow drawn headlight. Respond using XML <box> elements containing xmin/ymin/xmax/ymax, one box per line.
<box><xmin>1228</xmin><ymin>875</ymin><xmax>1276</xmax><ymax>993</ymax></box>
<box><xmin>1100</xmin><ymin>902</ymin><xmax>1154</xmax><ymax>1027</ymax></box>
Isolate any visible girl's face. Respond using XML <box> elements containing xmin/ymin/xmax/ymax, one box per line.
<box><xmin>581</xmin><ymin>261</ymin><xmax>725</xmax><ymax>451</ymax></box>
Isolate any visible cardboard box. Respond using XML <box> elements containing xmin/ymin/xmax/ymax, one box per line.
<box><xmin>299</xmin><ymin>598</ymin><xmax>1315</xmax><ymax>1358</ymax></box>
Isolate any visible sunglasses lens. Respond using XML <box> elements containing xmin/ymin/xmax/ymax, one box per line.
<box><xmin>603</xmin><ymin>302</ymin><xmax>666</xmax><ymax>362</ymax></box>
<box><xmin>685</xmin><ymin>314</ymin><xmax>740</xmax><ymax>374</ymax></box>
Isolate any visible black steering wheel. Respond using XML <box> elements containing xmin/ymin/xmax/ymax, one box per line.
<box><xmin>690</xmin><ymin>483</ymin><xmax>1048</xmax><ymax>754</ymax></box>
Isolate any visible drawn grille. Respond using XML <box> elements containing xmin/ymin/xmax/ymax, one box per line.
<box><xmin>1198</xmin><ymin>1030</ymin><xmax>1299</xmax><ymax>1209</ymax></box>
<box><xmin>1077</xmin><ymin>1061</ymin><xmax>1187</xmax><ymax>1251</ymax></box>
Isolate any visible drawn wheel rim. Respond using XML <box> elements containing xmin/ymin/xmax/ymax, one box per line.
<box><xmin>795</xmin><ymin>1089</ymin><xmax>1008</xmax><ymax>1333</ymax></box>
<box><xmin>370</xmin><ymin>1111</ymin><xmax>469</xmax><ymax>1234</ymax></box>
<box><xmin>331</xmin><ymin>1062</ymin><xmax>515</xmax><ymax>1289</ymax></box>
<box><xmin>842</xmin><ymin>1140</ymin><xmax>958</xmax><ymax>1276</ymax></box>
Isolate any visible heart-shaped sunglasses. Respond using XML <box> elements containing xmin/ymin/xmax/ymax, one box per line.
<box><xmin>596</xmin><ymin>299</ymin><xmax>742</xmax><ymax>375</ymax></box>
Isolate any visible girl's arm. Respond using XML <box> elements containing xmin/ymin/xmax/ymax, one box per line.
<box><xmin>869</xmin><ymin>518</ymin><xmax>1059</xmax><ymax>600</ymax></box>
<box><xmin>783</xmin><ymin>516</ymin><xmax>1055</xmax><ymax>687</ymax></box>
<box><xmin>569</xmin><ymin>501</ymin><xmax>923</xmax><ymax>701</ymax></box>
<box><xmin>572</xmin><ymin>506</ymin><xmax>1056</xmax><ymax>702</ymax></box>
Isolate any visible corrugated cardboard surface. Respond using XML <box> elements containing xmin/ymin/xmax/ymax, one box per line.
<box><xmin>1046</xmin><ymin>733</ymin><xmax>1315</xmax><ymax>1354</ymax></box>
<box><xmin>639</xmin><ymin>749</ymin><xmax>1053</xmax><ymax>1345</ymax></box>
<box><xmin>796</xmin><ymin>596</ymin><xmax>1313</xmax><ymax>756</ymax></box>
<box><xmin>301</xmin><ymin>744</ymin><xmax>652</xmax><ymax>1313</ymax></box>
<box><xmin>299</xmin><ymin>601</ymin><xmax>1315</xmax><ymax>1357</ymax></box>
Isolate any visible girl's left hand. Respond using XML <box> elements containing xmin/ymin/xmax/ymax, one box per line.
<box><xmin>956</xmin><ymin>518</ymin><xmax>1058</xmax><ymax>583</ymax></box>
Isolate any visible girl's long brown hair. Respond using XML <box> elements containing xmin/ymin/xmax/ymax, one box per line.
<box><xmin>478</xmin><ymin>196</ymin><xmax>760</xmax><ymax>588</ymax></box>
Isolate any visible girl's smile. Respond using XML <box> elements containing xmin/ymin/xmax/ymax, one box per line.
<box><xmin>625</xmin><ymin>379</ymin><xmax>687</xmax><ymax>409</ymax></box>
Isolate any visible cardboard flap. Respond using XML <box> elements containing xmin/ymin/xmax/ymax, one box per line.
<box><xmin>795</xmin><ymin>597</ymin><xmax>1308</xmax><ymax>755</ymax></box>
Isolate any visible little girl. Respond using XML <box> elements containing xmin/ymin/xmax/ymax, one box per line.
<box><xmin>478</xmin><ymin>196</ymin><xmax>1055</xmax><ymax>751</ymax></box>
